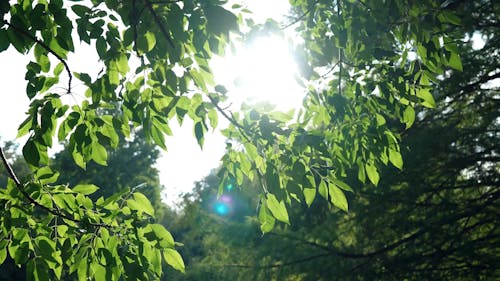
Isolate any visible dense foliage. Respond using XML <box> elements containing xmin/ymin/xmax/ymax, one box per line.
<box><xmin>164</xmin><ymin>1</ymin><xmax>499</xmax><ymax>279</ymax></box>
<box><xmin>0</xmin><ymin>134</ymin><xmax>170</xmax><ymax>280</ymax></box>
<box><xmin>0</xmin><ymin>0</ymin><xmax>472</xmax><ymax>279</ymax></box>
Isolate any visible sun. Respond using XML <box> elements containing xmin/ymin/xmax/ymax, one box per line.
<box><xmin>211</xmin><ymin>35</ymin><xmax>303</xmax><ymax>110</ymax></box>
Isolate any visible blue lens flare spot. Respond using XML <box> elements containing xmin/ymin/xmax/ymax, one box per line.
<box><xmin>214</xmin><ymin>202</ymin><xmax>230</xmax><ymax>216</ymax></box>
<box><xmin>226</xmin><ymin>183</ymin><xmax>234</xmax><ymax>191</ymax></box>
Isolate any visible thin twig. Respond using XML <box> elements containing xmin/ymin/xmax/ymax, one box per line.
<box><xmin>321</xmin><ymin>62</ymin><xmax>340</xmax><ymax>78</ymax></box>
<box><xmin>337</xmin><ymin>0</ymin><xmax>343</xmax><ymax>96</ymax></box>
<box><xmin>281</xmin><ymin>0</ymin><xmax>320</xmax><ymax>30</ymax></box>
<box><xmin>3</xmin><ymin>20</ymin><xmax>73</xmax><ymax>95</ymax></box>
<box><xmin>207</xmin><ymin>95</ymin><xmax>252</xmax><ymax>143</ymax></box>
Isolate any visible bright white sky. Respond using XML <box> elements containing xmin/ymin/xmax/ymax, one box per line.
<box><xmin>0</xmin><ymin>0</ymin><xmax>304</xmax><ymax>206</ymax></box>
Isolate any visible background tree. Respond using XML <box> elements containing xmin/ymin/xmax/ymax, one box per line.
<box><xmin>51</xmin><ymin>130</ymin><xmax>163</xmax><ymax>208</ymax></box>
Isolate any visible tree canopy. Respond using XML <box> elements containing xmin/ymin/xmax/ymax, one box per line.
<box><xmin>0</xmin><ymin>0</ymin><xmax>475</xmax><ymax>280</ymax></box>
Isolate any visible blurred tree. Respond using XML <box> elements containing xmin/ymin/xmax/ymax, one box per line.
<box><xmin>51</xmin><ymin>130</ymin><xmax>163</xmax><ymax>209</ymax></box>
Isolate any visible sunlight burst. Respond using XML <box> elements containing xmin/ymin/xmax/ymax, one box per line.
<box><xmin>212</xmin><ymin>35</ymin><xmax>303</xmax><ymax>110</ymax></box>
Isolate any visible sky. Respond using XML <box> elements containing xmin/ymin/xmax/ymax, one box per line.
<box><xmin>0</xmin><ymin>0</ymin><xmax>303</xmax><ymax>206</ymax></box>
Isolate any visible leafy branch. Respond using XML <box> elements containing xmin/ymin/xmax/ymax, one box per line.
<box><xmin>3</xmin><ymin>20</ymin><xmax>73</xmax><ymax>95</ymax></box>
<box><xmin>0</xmin><ymin>146</ymin><xmax>109</xmax><ymax>228</ymax></box>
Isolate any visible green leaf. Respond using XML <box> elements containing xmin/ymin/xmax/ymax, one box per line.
<box><xmin>258</xmin><ymin>201</ymin><xmax>276</xmax><ymax>233</ymax></box>
<box><xmin>389</xmin><ymin>148</ymin><xmax>403</xmax><ymax>170</ymax></box>
<box><xmin>137</xmin><ymin>31</ymin><xmax>156</xmax><ymax>52</ymax></box>
<box><xmin>318</xmin><ymin>180</ymin><xmax>328</xmax><ymax>199</ymax></box>
<box><xmin>77</xmin><ymin>258</ymin><xmax>87</xmax><ymax>281</ymax></box>
<box><xmin>205</xmin><ymin>5</ymin><xmax>239</xmax><ymax>36</ymax></box>
<box><xmin>23</xmin><ymin>139</ymin><xmax>40</xmax><ymax>166</ymax></box>
<box><xmin>91</xmin><ymin>141</ymin><xmax>108</xmax><ymax>165</ymax></box>
<box><xmin>376</xmin><ymin>114</ymin><xmax>386</xmax><ymax>126</ymax></box>
<box><xmin>35</xmin><ymin>237</ymin><xmax>55</xmax><ymax>258</ymax></box>
<box><xmin>72</xmin><ymin>151</ymin><xmax>86</xmax><ymax>169</ymax></box>
<box><xmin>132</xmin><ymin>192</ymin><xmax>155</xmax><ymax>216</ymax></box>
<box><xmin>53</xmin><ymin>62</ymin><xmax>64</xmax><ymax>76</ymax></box>
<box><xmin>17</xmin><ymin>116</ymin><xmax>32</xmax><ymax>138</ymax></box>
<box><xmin>73</xmin><ymin>184</ymin><xmax>99</xmax><ymax>195</ymax></box>
<box><xmin>332</xmin><ymin>179</ymin><xmax>353</xmax><ymax>192</ymax></box>
<box><xmin>403</xmin><ymin>106</ymin><xmax>415</xmax><ymax>129</ymax></box>
<box><xmin>208</xmin><ymin>109</ymin><xmax>218</xmax><ymax>129</ymax></box>
<box><xmin>328</xmin><ymin>183</ymin><xmax>348</xmax><ymax>211</ymax></box>
<box><xmin>150</xmin><ymin>224</ymin><xmax>175</xmax><ymax>248</ymax></box>
<box><xmin>0</xmin><ymin>28</ymin><xmax>10</xmax><ymax>52</ymax></box>
<box><xmin>448</xmin><ymin>52</ymin><xmax>463</xmax><ymax>71</ymax></box>
<box><xmin>365</xmin><ymin>162</ymin><xmax>380</xmax><ymax>186</ymax></box>
<box><xmin>416</xmin><ymin>88</ymin><xmax>436</xmax><ymax>108</ymax></box>
<box><xmin>266</xmin><ymin>194</ymin><xmax>290</xmax><ymax>224</ymax></box>
<box><xmin>214</xmin><ymin>85</ymin><xmax>228</xmax><ymax>94</ymax></box>
<box><xmin>303</xmin><ymin>187</ymin><xmax>316</xmax><ymax>207</ymax></box>
<box><xmin>439</xmin><ymin>11</ymin><xmax>461</xmax><ymax>25</ymax></box>
<box><xmin>0</xmin><ymin>247</ymin><xmax>6</xmax><ymax>264</ymax></box>
<box><xmin>163</xmin><ymin>248</ymin><xmax>185</xmax><ymax>273</ymax></box>
<box><xmin>115</xmin><ymin>53</ymin><xmax>129</xmax><ymax>74</ymax></box>
<box><xmin>9</xmin><ymin>241</ymin><xmax>30</xmax><ymax>264</ymax></box>
<box><xmin>96</xmin><ymin>37</ymin><xmax>107</xmax><ymax>59</ymax></box>
<box><xmin>7</xmin><ymin>26</ymin><xmax>27</xmax><ymax>53</ymax></box>
<box><xmin>35</xmin><ymin>166</ymin><xmax>59</xmax><ymax>184</ymax></box>
<box><xmin>71</xmin><ymin>4</ymin><xmax>90</xmax><ymax>17</ymax></box>
<box><xmin>194</xmin><ymin>121</ymin><xmax>205</xmax><ymax>148</ymax></box>
<box><xmin>150</xmin><ymin>124</ymin><xmax>167</xmax><ymax>150</ymax></box>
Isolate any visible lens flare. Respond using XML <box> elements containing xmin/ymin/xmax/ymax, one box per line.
<box><xmin>213</xmin><ymin>195</ymin><xmax>233</xmax><ymax>216</ymax></box>
<box><xmin>214</xmin><ymin>202</ymin><xmax>230</xmax><ymax>216</ymax></box>
<box><xmin>220</xmin><ymin>195</ymin><xmax>232</xmax><ymax>203</ymax></box>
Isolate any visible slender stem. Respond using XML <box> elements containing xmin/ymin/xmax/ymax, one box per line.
<box><xmin>3</xmin><ymin>20</ymin><xmax>73</xmax><ymax>95</ymax></box>
<box><xmin>337</xmin><ymin>0</ymin><xmax>343</xmax><ymax>96</ymax></box>
<box><xmin>207</xmin><ymin>95</ymin><xmax>252</xmax><ymax>143</ymax></box>
<box><xmin>0</xmin><ymin>147</ymin><xmax>21</xmax><ymax>186</ymax></box>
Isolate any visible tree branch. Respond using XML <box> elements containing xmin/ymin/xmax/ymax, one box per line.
<box><xmin>3</xmin><ymin>20</ymin><xmax>73</xmax><ymax>95</ymax></box>
<box><xmin>221</xmin><ymin>252</ymin><xmax>334</xmax><ymax>269</ymax></box>
<box><xmin>0</xmin><ymin>145</ymin><xmax>109</xmax><ymax>228</ymax></box>
<box><xmin>207</xmin><ymin>95</ymin><xmax>252</xmax><ymax>143</ymax></box>
<box><xmin>143</xmin><ymin>0</ymin><xmax>175</xmax><ymax>48</ymax></box>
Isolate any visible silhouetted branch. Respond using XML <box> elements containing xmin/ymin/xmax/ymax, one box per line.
<box><xmin>221</xmin><ymin>252</ymin><xmax>333</xmax><ymax>269</ymax></box>
<box><xmin>3</xmin><ymin>20</ymin><xmax>73</xmax><ymax>95</ymax></box>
